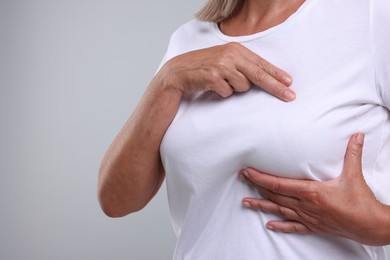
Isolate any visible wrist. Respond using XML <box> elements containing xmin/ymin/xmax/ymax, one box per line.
<box><xmin>361</xmin><ymin>203</ymin><xmax>390</xmax><ymax>246</ymax></box>
<box><xmin>144</xmin><ymin>67</ymin><xmax>184</xmax><ymax>118</ymax></box>
<box><xmin>155</xmin><ymin>60</ymin><xmax>185</xmax><ymax>97</ymax></box>
<box><xmin>377</xmin><ymin>204</ymin><xmax>390</xmax><ymax>246</ymax></box>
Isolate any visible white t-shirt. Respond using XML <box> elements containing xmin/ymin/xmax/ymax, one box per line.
<box><xmin>159</xmin><ymin>0</ymin><xmax>390</xmax><ymax>259</ymax></box>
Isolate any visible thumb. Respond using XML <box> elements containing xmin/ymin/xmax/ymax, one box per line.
<box><xmin>342</xmin><ymin>132</ymin><xmax>364</xmax><ymax>178</ymax></box>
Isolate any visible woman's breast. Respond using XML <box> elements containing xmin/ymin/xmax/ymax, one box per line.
<box><xmin>161</xmin><ymin>74</ymin><xmax>387</xmax><ymax>194</ymax></box>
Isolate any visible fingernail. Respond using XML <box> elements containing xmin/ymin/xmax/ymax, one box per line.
<box><xmin>242</xmin><ymin>201</ymin><xmax>251</xmax><ymax>208</ymax></box>
<box><xmin>266</xmin><ymin>223</ymin><xmax>274</xmax><ymax>230</ymax></box>
<box><xmin>284</xmin><ymin>76</ymin><xmax>292</xmax><ymax>85</ymax></box>
<box><xmin>356</xmin><ymin>132</ymin><xmax>364</xmax><ymax>145</ymax></box>
<box><xmin>241</xmin><ymin>169</ymin><xmax>249</xmax><ymax>178</ymax></box>
<box><xmin>239</xmin><ymin>173</ymin><xmax>247</xmax><ymax>183</ymax></box>
<box><xmin>285</xmin><ymin>90</ymin><xmax>296</xmax><ymax>101</ymax></box>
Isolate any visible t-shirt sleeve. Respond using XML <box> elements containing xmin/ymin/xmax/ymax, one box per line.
<box><xmin>155</xmin><ymin>51</ymin><xmax>168</xmax><ymax>74</ymax></box>
<box><xmin>370</xmin><ymin>0</ymin><xmax>390</xmax><ymax>109</ymax></box>
<box><xmin>155</xmin><ymin>33</ymin><xmax>176</xmax><ymax>74</ymax></box>
<box><xmin>155</xmin><ymin>24</ymin><xmax>187</xmax><ymax>74</ymax></box>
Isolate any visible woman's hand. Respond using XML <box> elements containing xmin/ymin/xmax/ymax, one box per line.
<box><xmin>160</xmin><ymin>42</ymin><xmax>295</xmax><ymax>101</ymax></box>
<box><xmin>99</xmin><ymin>42</ymin><xmax>294</xmax><ymax>217</ymax></box>
<box><xmin>239</xmin><ymin>133</ymin><xmax>390</xmax><ymax>246</ymax></box>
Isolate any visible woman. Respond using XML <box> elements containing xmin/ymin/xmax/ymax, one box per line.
<box><xmin>98</xmin><ymin>0</ymin><xmax>390</xmax><ymax>259</ymax></box>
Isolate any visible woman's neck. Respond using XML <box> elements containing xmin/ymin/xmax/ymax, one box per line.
<box><xmin>220</xmin><ymin>0</ymin><xmax>306</xmax><ymax>36</ymax></box>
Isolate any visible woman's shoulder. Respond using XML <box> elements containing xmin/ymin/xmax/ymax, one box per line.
<box><xmin>171</xmin><ymin>19</ymin><xmax>214</xmax><ymax>41</ymax></box>
<box><xmin>163</xmin><ymin>19</ymin><xmax>216</xmax><ymax>59</ymax></box>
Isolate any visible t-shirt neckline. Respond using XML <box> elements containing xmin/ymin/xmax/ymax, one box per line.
<box><xmin>211</xmin><ymin>0</ymin><xmax>312</xmax><ymax>42</ymax></box>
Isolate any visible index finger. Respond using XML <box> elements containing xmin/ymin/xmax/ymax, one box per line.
<box><xmin>241</xmin><ymin>168</ymin><xmax>316</xmax><ymax>199</ymax></box>
<box><xmin>240</xmin><ymin>46</ymin><xmax>293</xmax><ymax>86</ymax></box>
<box><xmin>236</xmin><ymin>46</ymin><xmax>296</xmax><ymax>102</ymax></box>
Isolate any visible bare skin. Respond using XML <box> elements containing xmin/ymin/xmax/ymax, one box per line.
<box><xmin>98</xmin><ymin>0</ymin><xmax>390</xmax><ymax>247</ymax></box>
<box><xmin>98</xmin><ymin>42</ymin><xmax>295</xmax><ymax>217</ymax></box>
<box><xmin>220</xmin><ymin>0</ymin><xmax>390</xmax><ymax>246</ymax></box>
<box><xmin>240</xmin><ymin>133</ymin><xmax>390</xmax><ymax>246</ymax></box>
<box><xmin>220</xmin><ymin>0</ymin><xmax>306</xmax><ymax>36</ymax></box>
<box><xmin>97</xmin><ymin>1</ymin><xmax>312</xmax><ymax>218</ymax></box>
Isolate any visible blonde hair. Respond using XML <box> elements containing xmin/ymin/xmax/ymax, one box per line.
<box><xmin>197</xmin><ymin>0</ymin><xmax>242</xmax><ymax>23</ymax></box>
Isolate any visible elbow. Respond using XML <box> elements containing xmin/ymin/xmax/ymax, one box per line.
<box><xmin>98</xmin><ymin>200</ymin><xmax>128</xmax><ymax>218</ymax></box>
<box><xmin>97</xmin><ymin>186</ymin><xmax>145</xmax><ymax>218</ymax></box>
<box><xmin>98</xmin><ymin>196</ymin><xmax>139</xmax><ymax>218</ymax></box>
<box><xmin>97</xmin><ymin>165</ymin><xmax>133</xmax><ymax>218</ymax></box>
<box><xmin>100</xmin><ymin>208</ymin><xmax>130</xmax><ymax>219</ymax></box>
<box><xmin>97</xmin><ymin>162</ymin><xmax>151</xmax><ymax>218</ymax></box>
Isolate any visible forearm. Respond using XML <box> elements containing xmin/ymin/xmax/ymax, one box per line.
<box><xmin>98</xmin><ymin>72</ymin><xmax>183</xmax><ymax>217</ymax></box>
<box><xmin>98</xmin><ymin>42</ymin><xmax>295</xmax><ymax>217</ymax></box>
<box><xmin>347</xmin><ymin>202</ymin><xmax>390</xmax><ymax>246</ymax></box>
<box><xmin>371</xmin><ymin>204</ymin><xmax>390</xmax><ymax>246</ymax></box>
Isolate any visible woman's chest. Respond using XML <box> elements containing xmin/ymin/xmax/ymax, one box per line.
<box><xmin>161</xmin><ymin>69</ymin><xmax>383</xmax><ymax>182</ymax></box>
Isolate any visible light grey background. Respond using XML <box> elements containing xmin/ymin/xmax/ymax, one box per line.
<box><xmin>0</xmin><ymin>1</ymin><xmax>389</xmax><ymax>260</ymax></box>
<box><xmin>0</xmin><ymin>1</ymin><xmax>205</xmax><ymax>259</ymax></box>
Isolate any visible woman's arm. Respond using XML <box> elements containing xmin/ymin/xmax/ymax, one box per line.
<box><xmin>240</xmin><ymin>133</ymin><xmax>390</xmax><ymax>246</ymax></box>
<box><xmin>98</xmin><ymin>43</ymin><xmax>295</xmax><ymax>218</ymax></box>
<box><xmin>97</xmin><ymin>74</ymin><xmax>182</xmax><ymax>217</ymax></box>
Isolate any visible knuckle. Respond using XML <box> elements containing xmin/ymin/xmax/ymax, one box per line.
<box><xmin>254</xmin><ymin>69</ymin><xmax>268</xmax><ymax>84</ymax></box>
<box><xmin>217</xmin><ymin>86</ymin><xmax>233</xmax><ymax>98</ymax></box>
<box><xmin>225</xmin><ymin>41</ymin><xmax>241</xmax><ymax>50</ymax></box>
<box><xmin>245</xmin><ymin>79</ymin><xmax>252</xmax><ymax>89</ymax></box>
<box><xmin>293</xmin><ymin>224</ymin><xmax>302</xmax><ymax>233</ymax></box>
<box><xmin>233</xmin><ymin>77</ymin><xmax>252</xmax><ymax>92</ymax></box>
<box><xmin>296</xmin><ymin>225</ymin><xmax>311</xmax><ymax>234</ymax></box>
<box><xmin>222</xmin><ymin>43</ymin><xmax>239</xmax><ymax>59</ymax></box>
<box><xmin>349</xmin><ymin>145</ymin><xmax>361</xmax><ymax>157</ymax></box>
<box><xmin>209</xmin><ymin>60</ymin><xmax>230</xmax><ymax>76</ymax></box>
<box><xmin>213</xmin><ymin>58</ymin><xmax>229</xmax><ymax>70</ymax></box>
<box><xmin>278</xmin><ymin>207</ymin><xmax>289</xmax><ymax>218</ymax></box>
<box><xmin>285</xmin><ymin>225</ymin><xmax>297</xmax><ymax>233</ymax></box>
<box><xmin>233</xmin><ymin>87</ymin><xmax>245</xmax><ymax>93</ymax></box>
<box><xmin>308</xmin><ymin>216</ymin><xmax>322</xmax><ymax>226</ymax></box>
<box><xmin>234</xmin><ymin>84</ymin><xmax>250</xmax><ymax>93</ymax></box>
<box><xmin>271</xmin><ymin>179</ymin><xmax>281</xmax><ymax>193</ymax></box>
<box><xmin>296</xmin><ymin>209</ymin><xmax>321</xmax><ymax>226</ymax></box>
<box><xmin>256</xmin><ymin>59</ymin><xmax>268</xmax><ymax>70</ymax></box>
<box><xmin>223</xmin><ymin>88</ymin><xmax>234</xmax><ymax>98</ymax></box>
<box><xmin>207</xmin><ymin>70</ymin><xmax>221</xmax><ymax>85</ymax></box>
<box><xmin>242</xmin><ymin>84</ymin><xmax>251</xmax><ymax>92</ymax></box>
<box><xmin>305</xmin><ymin>190</ymin><xmax>322</xmax><ymax>206</ymax></box>
<box><xmin>253</xmin><ymin>200</ymin><xmax>263</xmax><ymax>210</ymax></box>
<box><xmin>272</xmin><ymin>69</ymin><xmax>285</xmax><ymax>82</ymax></box>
